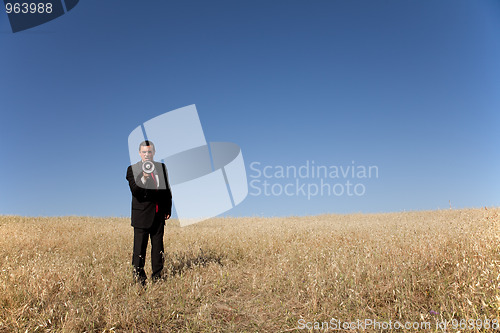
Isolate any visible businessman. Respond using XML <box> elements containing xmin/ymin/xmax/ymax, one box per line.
<box><xmin>126</xmin><ymin>140</ymin><xmax>172</xmax><ymax>285</ymax></box>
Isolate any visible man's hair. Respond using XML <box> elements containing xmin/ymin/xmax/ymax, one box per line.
<box><xmin>139</xmin><ymin>140</ymin><xmax>155</xmax><ymax>151</ymax></box>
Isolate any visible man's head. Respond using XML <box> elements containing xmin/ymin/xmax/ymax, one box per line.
<box><xmin>139</xmin><ymin>140</ymin><xmax>155</xmax><ymax>162</ymax></box>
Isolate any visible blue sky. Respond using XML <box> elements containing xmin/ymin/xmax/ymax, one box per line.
<box><xmin>1</xmin><ymin>0</ymin><xmax>499</xmax><ymax>217</ymax></box>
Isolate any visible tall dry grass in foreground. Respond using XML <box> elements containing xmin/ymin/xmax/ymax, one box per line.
<box><xmin>0</xmin><ymin>208</ymin><xmax>498</xmax><ymax>332</ymax></box>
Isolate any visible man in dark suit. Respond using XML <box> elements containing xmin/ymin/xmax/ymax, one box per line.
<box><xmin>126</xmin><ymin>140</ymin><xmax>172</xmax><ymax>285</ymax></box>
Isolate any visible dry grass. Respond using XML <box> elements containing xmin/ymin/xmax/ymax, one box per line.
<box><xmin>0</xmin><ymin>208</ymin><xmax>498</xmax><ymax>332</ymax></box>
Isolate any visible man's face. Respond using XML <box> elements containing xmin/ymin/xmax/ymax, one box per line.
<box><xmin>139</xmin><ymin>145</ymin><xmax>155</xmax><ymax>162</ymax></box>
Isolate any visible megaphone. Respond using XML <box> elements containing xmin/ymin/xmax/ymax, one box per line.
<box><xmin>142</xmin><ymin>161</ymin><xmax>155</xmax><ymax>174</ymax></box>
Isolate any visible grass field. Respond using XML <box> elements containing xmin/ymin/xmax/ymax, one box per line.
<box><xmin>0</xmin><ymin>208</ymin><xmax>498</xmax><ymax>332</ymax></box>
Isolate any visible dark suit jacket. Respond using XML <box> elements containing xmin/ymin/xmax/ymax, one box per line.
<box><xmin>126</xmin><ymin>161</ymin><xmax>172</xmax><ymax>229</ymax></box>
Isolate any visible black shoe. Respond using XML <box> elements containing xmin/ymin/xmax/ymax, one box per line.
<box><xmin>136</xmin><ymin>277</ymin><xmax>147</xmax><ymax>286</ymax></box>
<box><xmin>133</xmin><ymin>268</ymin><xmax>147</xmax><ymax>286</ymax></box>
<box><xmin>151</xmin><ymin>272</ymin><xmax>164</xmax><ymax>283</ymax></box>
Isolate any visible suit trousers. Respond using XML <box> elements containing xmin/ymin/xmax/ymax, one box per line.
<box><xmin>132</xmin><ymin>215</ymin><xmax>165</xmax><ymax>281</ymax></box>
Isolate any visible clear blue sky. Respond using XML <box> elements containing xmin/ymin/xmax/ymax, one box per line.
<box><xmin>1</xmin><ymin>0</ymin><xmax>499</xmax><ymax>217</ymax></box>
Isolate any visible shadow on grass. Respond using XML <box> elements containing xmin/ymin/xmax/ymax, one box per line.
<box><xmin>164</xmin><ymin>248</ymin><xmax>224</xmax><ymax>277</ymax></box>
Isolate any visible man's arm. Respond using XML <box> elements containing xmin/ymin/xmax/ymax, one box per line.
<box><xmin>126</xmin><ymin>165</ymin><xmax>151</xmax><ymax>202</ymax></box>
<box><xmin>161</xmin><ymin>163</ymin><xmax>173</xmax><ymax>219</ymax></box>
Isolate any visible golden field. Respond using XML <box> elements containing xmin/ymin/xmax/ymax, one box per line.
<box><xmin>0</xmin><ymin>208</ymin><xmax>498</xmax><ymax>332</ymax></box>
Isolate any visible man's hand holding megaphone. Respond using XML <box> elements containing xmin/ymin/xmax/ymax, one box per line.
<box><xmin>142</xmin><ymin>160</ymin><xmax>155</xmax><ymax>179</ymax></box>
